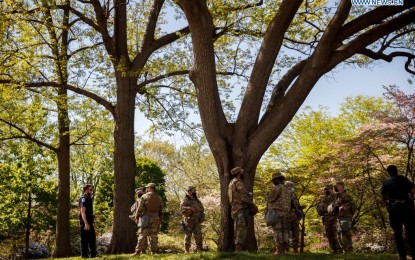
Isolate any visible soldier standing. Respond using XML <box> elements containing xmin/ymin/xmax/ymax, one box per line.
<box><xmin>381</xmin><ymin>165</ymin><xmax>415</xmax><ymax>260</ymax></box>
<box><xmin>285</xmin><ymin>181</ymin><xmax>303</xmax><ymax>253</ymax></box>
<box><xmin>228</xmin><ymin>167</ymin><xmax>253</xmax><ymax>252</ymax></box>
<box><xmin>266</xmin><ymin>172</ymin><xmax>291</xmax><ymax>255</ymax></box>
<box><xmin>132</xmin><ymin>183</ymin><xmax>164</xmax><ymax>256</ymax></box>
<box><xmin>79</xmin><ymin>184</ymin><xmax>97</xmax><ymax>258</ymax></box>
<box><xmin>334</xmin><ymin>181</ymin><xmax>356</xmax><ymax>253</ymax></box>
<box><xmin>180</xmin><ymin>186</ymin><xmax>205</xmax><ymax>253</ymax></box>
<box><xmin>317</xmin><ymin>184</ymin><xmax>342</xmax><ymax>254</ymax></box>
<box><xmin>131</xmin><ymin>188</ymin><xmax>147</xmax><ymax>254</ymax></box>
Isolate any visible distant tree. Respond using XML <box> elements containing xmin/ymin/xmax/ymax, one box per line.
<box><xmin>1</xmin><ymin>0</ymin><xmax>196</xmax><ymax>253</ymax></box>
<box><xmin>0</xmin><ymin>142</ymin><xmax>57</xmax><ymax>256</ymax></box>
<box><xmin>261</xmin><ymin>95</ymin><xmax>399</xmax><ymax>251</ymax></box>
<box><xmin>96</xmin><ymin>157</ymin><xmax>168</xmax><ymax>233</ymax></box>
<box><xmin>0</xmin><ymin>1</ymin><xmax>112</xmax><ymax>255</ymax></box>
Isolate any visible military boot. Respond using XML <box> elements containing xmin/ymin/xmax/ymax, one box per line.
<box><xmin>273</xmin><ymin>245</ymin><xmax>285</xmax><ymax>255</ymax></box>
<box><xmin>235</xmin><ymin>244</ymin><xmax>243</xmax><ymax>252</ymax></box>
<box><xmin>196</xmin><ymin>244</ymin><xmax>203</xmax><ymax>252</ymax></box>
<box><xmin>185</xmin><ymin>245</ymin><xmax>190</xmax><ymax>253</ymax></box>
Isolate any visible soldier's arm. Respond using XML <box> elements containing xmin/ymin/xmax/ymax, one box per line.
<box><xmin>199</xmin><ymin>199</ymin><xmax>205</xmax><ymax>212</ymax></box>
<box><xmin>136</xmin><ymin>197</ymin><xmax>145</xmax><ymax>217</ymax></box>
<box><xmin>180</xmin><ymin>197</ymin><xmax>191</xmax><ymax>214</ymax></box>
<box><xmin>236</xmin><ymin>181</ymin><xmax>251</xmax><ymax>204</ymax></box>
<box><xmin>340</xmin><ymin>194</ymin><xmax>355</xmax><ymax>212</ymax></box>
<box><xmin>159</xmin><ymin>196</ymin><xmax>165</xmax><ymax>221</ymax></box>
<box><xmin>268</xmin><ymin>186</ymin><xmax>280</xmax><ymax>204</ymax></box>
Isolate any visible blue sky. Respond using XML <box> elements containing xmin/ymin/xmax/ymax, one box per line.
<box><xmin>303</xmin><ymin>58</ymin><xmax>414</xmax><ymax>114</ymax></box>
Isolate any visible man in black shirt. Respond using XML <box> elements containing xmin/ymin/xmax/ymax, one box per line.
<box><xmin>381</xmin><ymin>165</ymin><xmax>415</xmax><ymax>260</ymax></box>
<box><xmin>79</xmin><ymin>184</ymin><xmax>96</xmax><ymax>258</ymax></box>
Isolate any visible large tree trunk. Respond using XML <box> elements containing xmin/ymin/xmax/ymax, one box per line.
<box><xmin>54</xmin><ymin>88</ymin><xmax>72</xmax><ymax>257</ymax></box>
<box><xmin>108</xmin><ymin>76</ymin><xmax>137</xmax><ymax>253</ymax></box>
<box><xmin>215</xmin><ymin>145</ymin><xmax>259</xmax><ymax>251</ymax></box>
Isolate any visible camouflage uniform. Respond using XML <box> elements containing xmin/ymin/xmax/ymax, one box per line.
<box><xmin>180</xmin><ymin>190</ymin><xmax>205</xmax><ymax>252</ymax></box>
<box><xmin>266</xmin><ymin>178</ymin><xmax>291</xmax><ymax>251</ymax></box>
<box><xmin>317</xmin><ymin>189</ymin><xmax>342</xmax><ymax>253</ymax></box>
<box><xmin>335</xmin><ymin>189</ymin><xmax>355</xmax><ymax>253</ymax></box>
<box><xmin>288</xmin><ymin>188</ymin><xmax>302</xmax><ymax>252</ymax></box>
<box><xmin>228</xmin><ymin>168</ymin><xmax>252</xmax><ymax>248</ymax></box>
<box><xmin>131</xmin><ymin>189</ymin><xmax>148</xmax><ymax>252</ymax></box>
<box><xmin>135</xmin><ymin>184</ymin><xmax>164</xmax><ymax>254</ymax></box>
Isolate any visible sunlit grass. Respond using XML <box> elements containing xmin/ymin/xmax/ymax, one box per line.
<box><xmin>60</xmin><ymin>251</ymin><xmax>399</xmax><ymax>260</ymax></box>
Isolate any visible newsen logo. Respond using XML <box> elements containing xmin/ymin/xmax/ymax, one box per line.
<box><xmin>352</xmin><ymin>0</ymin><xmax>404</xmax><ymax>5</ymax></box>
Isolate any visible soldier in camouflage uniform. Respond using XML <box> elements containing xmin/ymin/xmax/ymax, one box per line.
<box><xmin>317</xmin><ymin>184</ymin><xmax>342</xmax><ymax>254</ymax></box>
<box><xmin>180</xmin><ymin>186</ymin><xmax>205</xmax><ymax>253</ymax></box>
<box><xmin>132</xmin><ymin>183</ymin><xmax>164</xmax><ymax>256</ymax></box>
<box><xmin>228</xmin><ymin>167</ymin><xmax>253</xmax><ymax>252</ymax></box>
<box><xmin>334</xmin><ymin>181</ymin><xmax>355</xmax><ymax>253</ymax></box>
<box><xmin>285</xmin><ymin>181</ymin><xmax>303</xmax><ymax>253</ymax></box>
<box><xmin>266</xmin><ymin>172</ymin><xmax>291</xmax><ymax>255</ymax></box>
<box><xmin>131</xmin><ymin>188</ymin><xmax>148</xmax><ymax>253</ymax></box>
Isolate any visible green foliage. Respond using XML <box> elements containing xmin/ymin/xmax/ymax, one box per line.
<box><xmin>0</xmin><ymin>142</ymin><xmax>57</xmax><ymax>242</ymax></box>
<box><xmin>137</xmin><ymin>138</ymin><xmax>221</xmax><ymax>248</ymax></box>
<box><xmin>258</xmin><ymin>94</ymin><xmax>407</xmax><ymax>252</ymax></box>
<box><xmin>95</xmin><ymin>157</ymin><xmax>169</xmax><ymax>232</ymax></box>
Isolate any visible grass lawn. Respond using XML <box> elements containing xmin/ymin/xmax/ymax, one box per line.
<box><xmin>61</xmin><ymin>251</ymin><xmax>400</xmax><ymax>260</ymax></box>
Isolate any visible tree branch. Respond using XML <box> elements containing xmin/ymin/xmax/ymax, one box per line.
<box><xmin>221</xmin><ymin>0</ymin><xmax>263</xmax><ymax>12</ymax></box>
<box><xmin>137</xmin><ymin>70</ymin><xmax>190</xmax><ymax>90</ymax></box>
<box><xmin>0</xmin><ymin>80</ymin><xmax>116</xmax><ymax>117</ymax></box>
<box><xmin>311</xmin><ymin>0</ymin><xmax>351</xmax><ymax>68</ymax></box>
<box><xmin>335</xmin><ymin>2</ymin><xmax>415</xmax><ymax>45</ymax></box>
<box><xmin>0</xmin><ymin>118</ymin><xmax>57</xmax><ymax>152</ymax></box>
<box><xmin>359</xmin><ymin>49</ymin><xmax>415</xmax><ymax>75</ymax></box>
<box><xmin>237</xmin><ymin>0</ymin><xmax>303</xmax><ymax>133</ymax></box>
<box><xmin>261</xmin><ymin>59</ymin><xmax>309</xmax><ymax>124</ymax></box>
<box><xmin>140</xmin><ymin>0</ymin><xmax>165</xmax><ymax>53</ymax></box>
<box><xmin>332</xmin><ymin>7</ymin><xmax>415</xmax><ymax>68</ymax></box>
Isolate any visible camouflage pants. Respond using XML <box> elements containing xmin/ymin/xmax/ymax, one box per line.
<box><xmin>271</xmin><ymin>213</ymin><xmax>290</xmax><ymax>247</ymax></box>
<box><xmin>323</xmin><ymin>216</ymin><xmax>341</xmax><ymax>252</ymax></box>
<box><xmin>337</xmin><ymin>218</ymin><xmax>353</xmax><ymax>252</ymax></box>
<box><xmin>289</xmin><ymin>212</ymin><xmax>300</xmax><ymax>249</ymax></box>
<box><xmin>136</xmin><ymin>216</ymin><xmax>160</xmax><ymax>253</ymax></box>
<box><xmin>184</xmin><ymin>220</ymin><xmax>203</xmax><ymax>248</ymax></box>
<box><xmin>233</xmin><ymin>211</ymin><xmax>247</xmax><ymax>246</ymax></box>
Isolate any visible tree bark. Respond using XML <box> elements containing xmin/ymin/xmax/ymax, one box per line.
<box><xmin>215</xmin><ymin>142</ymin><xmax>259</xmax><ymax>251</ymax></box>
<box><xmin>53</xmin><ymin>88</ymin><xmax>72</xmax><ymax>257</ymax></box>
<box><xmin>108</xmin><ymin>76</ymin><xmax>138</xmax><ymax>253</ymax></box>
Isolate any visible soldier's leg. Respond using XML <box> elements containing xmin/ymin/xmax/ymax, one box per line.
<box><xmin>184</xmin><ymin>222</ymin><xmax>193</xmax><ymax>252</ymax></box>
<box><xmin>282</xmin><ymin>215</ymin><xmax>291</xmax><ymax>253</ymax></box>
<box><xmin>194</xmin><ymin>222</ymin><xmax>203</xmax><ymax>251</ymax></box>
<box><xmin>272</xmin><ymin>218</ymin><xmax>284</xmax><ymax>255</ymax></box>
<box><xmin>137</xmin><ymin>227</ymin><xmax>150</xmax><ymax>253</ymax></box>
<box><xmin>149</xmin><ymin>220</ymin><xmax>160</xmax><ymax>253</ymax></box>
<box><xmin>235</xmin><ymin>214</ymin><xmax>247</xmax><ymax>251</ymax></box>
<box><xmin>291</xmin><ymin>217</ymin><xmax>300</xmax><ymax>252</ymax></box>
<box><xmin>341</xmin><ymin>230</ymin><xmax>353</xmax><ymax>252</ymax></box>
<box><xmin>325</xmin><ymin>219</ymin><xmax>342</xmax><ymax>253</ymax></box>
